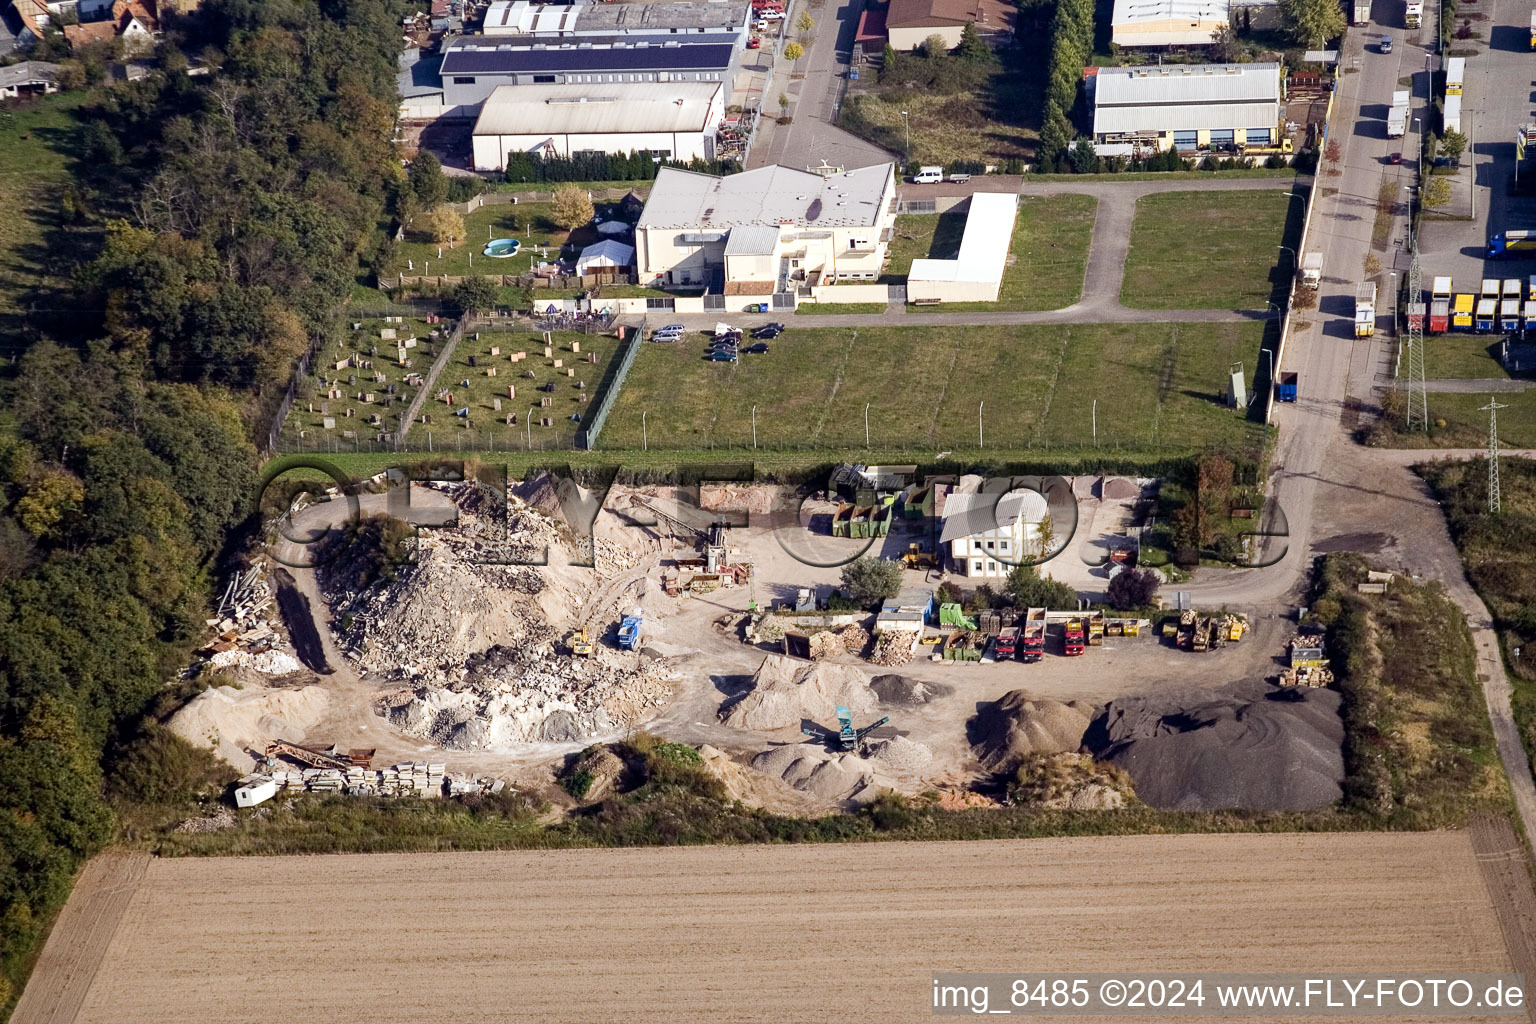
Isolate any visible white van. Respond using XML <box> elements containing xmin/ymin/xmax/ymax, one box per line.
<box><xmin>911</xmin><ymin>166</ymin><xmax>943</xmax><ymax>184</ymax></box>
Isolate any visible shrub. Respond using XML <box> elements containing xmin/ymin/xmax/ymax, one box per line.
<box><xmin>1106</xmin><ymin>567</ymin><xmax>1161</xmax><ymax>610</ymax></box>
<box><xmin>840</xmin><ymin>556</ymin><xmax>903</xmax><ymax>604</ymax></box>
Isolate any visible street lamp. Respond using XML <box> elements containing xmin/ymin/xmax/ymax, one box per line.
<box><xmin>1389</xmin><ymin>271</ymin><xmax>1398</xmax><ymax>332</ymax></box>
<box><xmin>1276</xmin><ymin>245</ymin><xmax>1295</xmax><ymax>263</ymax></box>
<box><xmin>752</xmin><ymin>404</ymin><xmax>757</xmax><ymax>449</ymax></box>
<box><xmin>900</xmin><ymin>110</ymin><xmax>911</xmax><ymax>165</ymax></box>
<box><xmin>978</xmin><ymin>400</ymin><xmax>984</xmax><ymax>448</ymax></box>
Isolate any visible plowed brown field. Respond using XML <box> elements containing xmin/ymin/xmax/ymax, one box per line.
<box><xmin>19</xmin><ymin>833</ymin><xmax>1521</xmax><ymax>1024</ymax></box>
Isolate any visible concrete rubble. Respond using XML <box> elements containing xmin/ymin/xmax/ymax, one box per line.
<box><xmin>322</xmin><ymin>482</ymin><xmax>677</xmax><ymax>750</ymax></box>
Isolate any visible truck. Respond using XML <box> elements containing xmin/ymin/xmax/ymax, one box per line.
<box><xmin>1021</xmin><ymin>625</ymin><xmax>1044</xmax><ymax>662</ymax></box>
<box><xmin>1502</xmin><ymin>297</ymin><xmax>1523</xmax><ymax>332</ymax></box>
<box><xmin>1446</xmin><ymin>57</ymin><xmax>1465</xmax><ymax>95</ymax></box>
<box><xmin>1063</xmin><ymin>618</ymin><xmax>1085</xmax><ymax>656</ymax></box>
<box><xmin>1530</xmin><ymin>10</ymin><xmax>1535</xmax><ymax>49</ymax></box>
<box><xmin>617</xmin><ymin>615</ymin><xmax>643</xmax><ymax>650</ymax></box>
<box><xmin>1443</xmin><ymin>94</ymin><xmax>1462</xmax><ymax>133</ymax></box>
<box><xmin>1276</xmin><ymin>371</ymin><xmax>1299</xmax><ymax>402</ymax></box>
<box><xmin>1489</xmin><ymin>230</ymin><xmax>1536</xmax><ymax>258</ymax></box>
<box><xmin>995</xmin><ymin>626</ymin><xmax>1019</xmax><ymax>660</ymax></box>
<box><xmin>1351</xmin><ymin>0</ymin><xmax>1370</xmax><ymax>24</ymax></box>
<box><xmin>1452</xmin><ymin>293</ymin><xmax>1475</xmax><ymax>330</ymax></box>
<box><xmin>1301</xmin><ymin>251</ymin><xmax>1323</xmax><ymax>287</ymax></box>
<box><xmin>1476</xmin><ymin>297</ymin><xmax>1497</xmax><ymax>332</ymax></box>
<box><xmin>1355</xmin><ymin>282</ymin><xmax>1377</xmax><ymax>337</ymax></box>
<box><xmin>1386</xmin><ymin>90</ymin><xmax>1409</xmax><ymax>138</ymax></box>
<box><xmin>1406</xmin><ymin>0</ymin><xmax>1421</xmax><ymax>27</ymax></box>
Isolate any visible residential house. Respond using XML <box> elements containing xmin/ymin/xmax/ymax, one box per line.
<box><xmin>940</xmin><ymin>487</ymin><xmax>1046</xmax><ymax>578</ymax></box>
<box><xmin>884</xmin><ymin>0</ymin><xmax>1014</xmax><ymax>51</ymax></box>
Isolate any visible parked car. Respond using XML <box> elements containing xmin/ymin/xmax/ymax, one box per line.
<box><xmin>652</xmin><ymin>326</ymin><xmax>684</xmax><ymax>341</ymax></box>
<box><xmin>751</xmin><ymin>322</ymin><xmax>784</xmax><ymax>339</ymax></box>
<box><xmin>746</xmin><ymin>36</ymin><xmax>761</xmax><ymax>48</ymax></box>
<box><xmin>744</xmin><ymin>342</ymin><xmax>770</xmax><ymax>354</ymax></box>
<box><xmin>708</xmin><ymin>349</ymin><xmax>739</xmax><ymax>362</ymax></box>
<box><xmin>1379</xmin><ymin>34</ymin><xmax>1392</xmax><ymax>52</ymax></box>
<box><xmin>759</xmin><ymin>9</ymin><xmax>785</xmax><ymax>19</ymax></box>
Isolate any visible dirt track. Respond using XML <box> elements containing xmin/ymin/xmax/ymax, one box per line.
<box><xmin>28</xmin><ymin>833</ymin><xmax>1517</xmax><ymax>1023</ymax></box>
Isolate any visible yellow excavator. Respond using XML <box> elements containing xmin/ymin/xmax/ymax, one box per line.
<box><xmin>568</xmin><ymin>628</ymin><xmax>594</xmax><ymax>657</ymax></box>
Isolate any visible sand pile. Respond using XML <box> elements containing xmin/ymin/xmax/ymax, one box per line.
<box><xmin>970</xmin><ymin>690</ymin><xmax>1093</xmax><ymax>771</ymax></box>
<box><xmin>722</xmin><ymin>655</ymin><xmax>879</xmax><ymax>731</ymax></box>
<box><xmin>863</xmin><ymin>735</ymin><xmax>933</xmax><ymax>776</ymax></box>
<box><xmin>1085</xmin><ymin>680</ymin><xmax>1344</xmax><ymax>811</ymax></box>
<box><xmin>870</xmin><ymin>674</ymin><xmax>953</xmax><ymax>707</ymax></box>
<box><xmin>749</xmin><ymin>743</ymin><xmax>901</xmax><ymax>804</ymax></box>
<box><xmin>169</xmin><ymin>684</ymin><xmax>331</xmax><ymax>771</ymax></box>
<box><xmin>697</xmin><ymin>744</ymin><xmax>831</xmax><ymax>815</ymax></box>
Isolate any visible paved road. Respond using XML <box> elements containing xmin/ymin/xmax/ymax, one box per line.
<box><xmin>749</xmin><ymin>0</ymin><xmax>892</xmax><ymax>171</ymax></box>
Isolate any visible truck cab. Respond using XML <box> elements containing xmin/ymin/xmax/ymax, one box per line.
<box><xmin>1021</xmin><ymin>627</ymin><xmax>1044</xmax><ymax>663</ymax></box>
<box><xmin>995</xmin><ymin>626</ymin><xmax>1019</xmax><ymax>659</ymax></box>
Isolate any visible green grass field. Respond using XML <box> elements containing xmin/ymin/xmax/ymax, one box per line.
<box><xmin>395</xmin><ymin>200</ymin><xmax>632</xmax><ymax>279</ymax></box>
<box><xmin>795</xmin><ymin>302</ymin><xmax>890</xmax><ymax>314</ymax></box>
<box><xmin>279</xmin><ymin>315</ymin><xmax>452</xmax><ymax>445</ymax></box>
<box><xmin>1423</xmin><ymin>335</ymin><xmax>1516</xmax><ymax>379</ymax></box>
<box><xmin>426</xmin><ymin>327</ymin><xmax>624</xmax><ymax>448</ymax></box>
<box><xmin>1120</xmin><ymin>190</ymin><xmax>1300</xmax><ymax>310</ymax></box>
<box><xmin>0</xmin><ymin>94</ymin><xmax>86</xmax><ymax>344</ymax></box>
<box><xmin>598</xmin><ymin>322</ymin><xmax>1266</xmax><ymax>452</ymax></box>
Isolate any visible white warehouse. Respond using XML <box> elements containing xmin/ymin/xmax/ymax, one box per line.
<box><xmin>471</xmin><ymin>83</ymin><xmax>725</xmax><ymax>172</ymax></box>
<box><xmin>1091</xmin><ymin>62</ymin><xmax>1284</xmax><ymax>155</ymax></box>
<box><xmin>906</xmin><ymin>192</ymin><xmax>1019</xmax><ymax>304</ymax></box>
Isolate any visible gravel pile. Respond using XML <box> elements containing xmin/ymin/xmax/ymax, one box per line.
<box><xmin>1085</xmin><ymin>680</ymin><xmax>1344</xmax><ymax>811</ymax></box>
<box><xmin>865</xmin><ymin>735</ymin><xmax>933</xmax><ymax>775</ymax></box>
<box><xmin>970</xmin><ymin>690</ymin><xmax>1093</xmax><ymax>771</ymax></box>
<box><xmin>750</xmin><ymin>743</ymin><xmax>899</xmax><ymax>804</ymax></box>
<box><xmin>870</xmin><ymin>674</ymin><xmax>952</xmax><ymax>707</ymax></box>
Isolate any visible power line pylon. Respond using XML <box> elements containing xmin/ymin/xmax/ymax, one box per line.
<box><xmin>1405</xmin><ymin>246</ymin><xmax>1429</xmax><ymax>431</ymax></box>
<box><xmin>1481</xmin><ymin>397</ymin><xmax>1507</xmax><ymax>514</ymax></box>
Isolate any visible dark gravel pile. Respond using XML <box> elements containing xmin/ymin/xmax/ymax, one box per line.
<box><xmin>1085</xmin><ymin>680</ymin><xmax>1344</xmax><ymax>811</ymax></box>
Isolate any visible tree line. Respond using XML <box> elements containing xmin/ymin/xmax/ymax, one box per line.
<box><xmin>501</xmin><ymin>149</ymin><xmax>741</xmax><ymax>185</ymax></box>
<box><xmin>0</xmin><ymin>0</ymin><xmax>408</xmax><ymax>1011</ymax></box>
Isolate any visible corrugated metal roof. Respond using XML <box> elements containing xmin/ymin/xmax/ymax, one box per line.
<box><xmin>909</xmin><ymin>192</ymin><xmax>1017</xmax><ymax>285</ymax></box>
<box><xmin>1111</xmin><ymin>0</ymin><xmax>1227</xmax><ymax>25</ymax></box>
<box><xmin>638</xmin><ymin>163</ymin><xmax>894</xmax><ymax>231</ymax></box>
<box><xmin>940</xmin><ymin>490</ymin><xmax>1047</xmax><ymax>544</ymax></box>
<box><xmin>442</xmin><ymin>39</ymin><xmax>735</xmax><ymax>75</ymax></box>
<box><xmin>472</xmin><ymin>82</ymin><xmax>721</xmax><ymax>136</ymax></box>
<box><xmin>1093</xmin><ymin>62</ymin><xmax>1281</xmax><ymax>135</ymax></box>
<box><xmin>484</xmin><ymin>0</ymin><xmax>750</xmax><ymax>34</ymax></box>
<box><xmin>724</xmin><ymin>224</ymin><xmax>782</xmax><ymax>255</ymax></box>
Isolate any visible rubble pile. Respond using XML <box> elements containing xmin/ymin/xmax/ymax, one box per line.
<box><xmin>323</xmin><ymin>485</ymin><xmax>677</xmax><ymax>749</ymax></box>
<box><xmin>870</xmin><ymin>631</ymin><xmax>916</xmax><ymax>666</ymax></box>
<box><xmin>807</xmin><ymin>630</ymin><xmax>843</xmax><ymax>661</ymax></box>
<box><xmin>840</xmin><ymin>625</ymin><xmax>871</xmax><ymax>654</ymax></box>
<box><xmin>200</xmin><ymin>558</ymin><xmax>292</xmax><ymax>672</ymax></box>
<box><xmin>382</xmin><ymin>641</ymin><xmax>676</xmax><ymax>748</ymax></box>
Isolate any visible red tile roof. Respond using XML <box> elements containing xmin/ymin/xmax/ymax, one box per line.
<box><xmin>886</xmin><ymin>0</ymin><xmax>1015</xmax><ymax>31</ymax></box>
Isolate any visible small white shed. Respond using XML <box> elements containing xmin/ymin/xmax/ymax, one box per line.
<box><xmin>576</xmin><ymin>240</ymin><xmax>636</xmax><ymax>275</ymax></box>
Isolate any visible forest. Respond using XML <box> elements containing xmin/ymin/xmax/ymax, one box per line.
<box><xmin>0</xmin><ymin>0</ymin><xmax>409</xmax><ymax>1009</ymax></box>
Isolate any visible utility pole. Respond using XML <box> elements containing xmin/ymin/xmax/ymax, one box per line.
<box><xmin>1405</xmin><ymin>245</ymin><xmax>1429</xmax><ymax>431</ymax></box>
<box><xmin>1482</xmin><ymin>398</ymin><xmax>1507</xmax><ymax>513</ymax></box>
<box><xmin>978</xmin><ymin>401</ymin><xmax>984</xmax><ymax>448</ymax></box>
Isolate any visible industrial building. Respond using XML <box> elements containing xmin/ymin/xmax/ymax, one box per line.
<box><xmin>1090</xmin><ymin>62</ymin><xmax>1284</xmax><ymax>155</ymax></box>
<box><xmin>1109</xmin><ymin>0</ymin><xmax>1226</xmax><ymax>48</ymax></box>
<box><xmin>469</xmin><ymin>82</ymin><xmax>725</xmax><ymax>170</ymax></box>
<box><xmin>906</xmin><ymin>192</ymin><xmax>1018</xmax><ymax>304</ymax></box>
<box><xmin>634</xmin><ymin>163</ymin><xmax>898</xmax><ymax>295</ymax></box>
<box><xmin>439</xmin><ymin>0</ymin><xmax>746</xmax><ymax>109</ymax></box>
<box><xmin>940</xmin><ymin>488</ymin><xmax>1046</xmax><ymax>578</ymax></box>
<box><xmin>883</xmin><ymin>0</ymin><xmax>1015</xmax><ymax>50</ymax></box>
<box><xmin>480</xmin><ymin>0</ymin><xmax>751</xmax><ymax>39</ymax></box>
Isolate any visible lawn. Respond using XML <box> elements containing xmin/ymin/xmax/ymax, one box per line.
<box><xmin>1418</xmin><ymin>458</ymin><xmax>1536</xmax><ymax>768</ymax></box>
<box><xmin>0</xmin><ymin>93</ymin><xmax>87</xmax><ymax>347</ymax></box>
<box><xmin>795</xmin><ymin>302</ymin><xmax>891</xmax><ymax>314</ymax></box>
<box><xmin>908</xmin><ymin>194</ymin><xmax>1097</xmax><ymax>312</ymax></box>
<box><xmin>278</xmin><ymin>314</ymin><xmax>453</xmax><ymax>446</ymax></box>
<box><xmin>395</xmin><ymin>200</ymin><xmax>632</xmax><ymax>279</ymax></box>
<box><xmin>598</xmin><ymin>322</ymin><xmax>1267</xmax><ymax>452</ymax></box>
<box><xmin>1120</xmin><ymin>189</ymin><xmax>1302</xmax><ymax>310</ymax></box>
<box><xmin>1423</xmin><ymin>335</ymin><xmax>1515</xmax><ymax>379</ymax></box>
<box><xmin>422</xmin><ymin>327</ymin><xmax>625</xmax><ymax>449</ymax></box>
